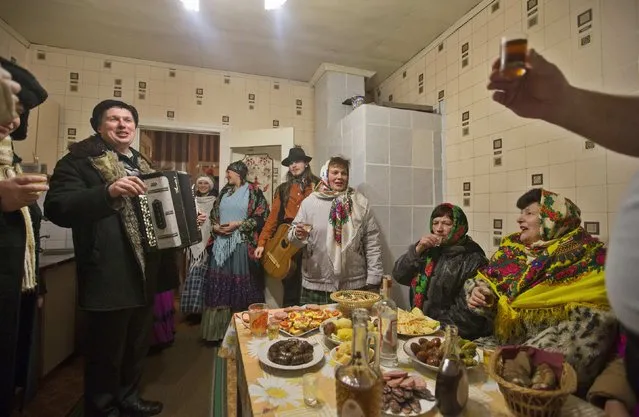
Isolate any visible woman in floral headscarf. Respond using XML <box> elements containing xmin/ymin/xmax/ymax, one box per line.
<box><xmin>466</xmin><ymin>188</ymin><xmax>616</xmax><ymax>393</ymax></box>
<box><xmin>392</xmin><ymin>203</ymin><xmax>489</xmax><ymax>340</ymax></box>
<box><xmin>289</xmin><ymin>156</ymin><xmax>383</xmax><ymax>305</ymax></box>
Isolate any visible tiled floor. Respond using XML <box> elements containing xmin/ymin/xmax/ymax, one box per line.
<box><xmin>13</xmin><ymin>315</ymin><xmax>216</xmax><ymax>417</ymax></box>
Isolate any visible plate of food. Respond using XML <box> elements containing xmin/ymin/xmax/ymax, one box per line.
<box><xmin>257</xmin><ymin>338</ymin><xmax>325</xmax><ymax>371</ymax></box>
<box><xmin>402</xmin><ymin>336</ymin><xmax>480</xmax><ymax>372</ymax></box>
<box><xmin>381</xmin><ymin>370</ymin><xmax>436</xmax><ymax>416</ymax></box>
<box><xmin>320</xmin><ymin>317</ymin><xmax>377</xmax><ymax>345</ymax></box>
<box><xmin>329</xmin><ymin>342</ymin><xmax>376</xmax><ymax>366</ymax></box>
<box><xmin>277</xmin><ymin>305</ymin><xmax>342</xmax><ymax>337</ymax></box>
<box><xmin>397</xmin><ymin>308</ymin><xmax>440</xmax><ymax>336</ymax></box>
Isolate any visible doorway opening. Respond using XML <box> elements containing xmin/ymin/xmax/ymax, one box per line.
<box><xmin>230</xmin><ymin>145</ymin><xmax>281</xmax><ymax>205</ymax></box>
<box><xmin>139</xmin><ymin>128</ymin><xmax>220</xmax><ymax>191</ymax></box>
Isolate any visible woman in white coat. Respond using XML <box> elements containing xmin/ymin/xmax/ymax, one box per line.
<box><xmin>289</xmin><ymin>156</ymin><xmax>383</xmax><ymax>304</ymax></box>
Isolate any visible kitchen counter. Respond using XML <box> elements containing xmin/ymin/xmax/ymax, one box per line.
<box><xmin>39</xmin><ymin>252</ymin><xmax>75</xmax><ymax>269</ymax></box>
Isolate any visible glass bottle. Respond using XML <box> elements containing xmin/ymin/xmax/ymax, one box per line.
<box><xmin>335</xmin><ymin>308</ymin><xmax>382</xmax><ymax>417</ymax></box>
<box><xmin>435</xmin><ymin>325</ymin><xmax>469</xmax><ymax>416</ymax></box>
<box><xmin>372</xmin><ymin>276</ymin><xmax>398</xmax><ymax>367</ymax></box>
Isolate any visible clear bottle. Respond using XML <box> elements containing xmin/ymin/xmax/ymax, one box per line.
<box><xmin>372</xmin><ymin>276</ymin><xmax>398</xmax><ymax>367</ymax></box>
<box><xmin>335</xmin><ymin>308</ymin><xmax>382</xmax><ymax>417</ymax></box>
<box><xmin>435</xmin><ymin>325</ymin><xmax>469</xmax><ymax>416</ymax></box>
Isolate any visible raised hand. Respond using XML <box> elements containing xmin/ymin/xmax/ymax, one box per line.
<box><xmin>415</xmin><ymin>234</ymin><xmax>442</xmax><ymax>254</ymax></box>
<box><xmin>487</xmin><ymin>49</ymin><xmax>571</xmax><ymax>121</ymax></box>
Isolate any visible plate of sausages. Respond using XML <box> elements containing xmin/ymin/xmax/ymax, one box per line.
<box><xmin>257</xmin><ymin>338</ymin><xmax>324</xmax><ymax>371</ymax></box>
<box><xmin>382</xmin><ymin>370</ymin><xmax>436</xmax><ymax>416</ymax></box>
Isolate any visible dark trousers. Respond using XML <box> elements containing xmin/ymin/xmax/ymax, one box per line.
<box><xmin>84</xmin><ymin>305</ymin><xmax>153</xmax><ymax>417</ymax></box>
<box><xmin>282</xmin><ymin>252</ymin><xmax>303</xmax><ymax>307</ymax></box>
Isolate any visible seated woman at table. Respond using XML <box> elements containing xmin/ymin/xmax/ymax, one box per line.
<box><xmin>392</xmin><ymin>203</ymin><xmax>490</xmax><ymax>340</ymax></box>
<box><xmin>465</xmin><ymin>188</ymin><xmax>616</xmax><ymax>393</ymax></box>
<box><xmin>588</xmin><ymin>328</ymin><xmax>638</xmax><ymax>417</ymax></box>
<box><xmin>289</xmin><ymin>156</ymin><xmax>383</xmax><ymax>305</ymax></box>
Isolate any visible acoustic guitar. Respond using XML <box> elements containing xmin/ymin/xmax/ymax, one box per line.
<box><xmin>261</xmin><ymin>223</ymin><xmax>301</xmax><ymax>280</ymax></box>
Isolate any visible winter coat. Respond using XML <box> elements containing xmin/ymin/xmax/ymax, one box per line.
<box><xmin>392</xmin><ymin>239</ymin><xmax>490</xmax><ymax>340</ymax></box>
<box><xmin>44</xmin><ymin>135</ymin><xmax>161</xmax><ymax>311</ymax></box>
<box><xmin>289</xmin><ymin>193</ymin><xmax>383</xmax><ymax>292</ymax></box>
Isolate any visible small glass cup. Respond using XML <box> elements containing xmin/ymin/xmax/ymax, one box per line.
<box><xmin>302</xmin><ymin>373</ymin><xmax>319</xmax><ymax>407</ymax></box>
<box><xmin>241</xmin><ymin>303</ymin><xmax>269</xmax><ymax>337</ymax></box>
<box><xmin>499</xmin><ymin>33</ymin><xmax>528</xmax><ymax>79</ymax></box>
<box><xmin>19</xmin><ymin>164</ymin><xmax>48</xmax><ymax>195</ymax></box>
<box><xmin>482</xmin><ymin>348</ymin><xmax>495</xmax><ymax>370</ymax></box>
<box><xmin>267</xmin><ymin>319</ymin><xmax>280</xmax><ymax>340</ymax></box>
<box><xmin>478</xmin><ymin>286</ymin><xmax>495</xmax><ymax>308</ymax></box>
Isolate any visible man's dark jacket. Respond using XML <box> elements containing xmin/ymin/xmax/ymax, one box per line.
<box><xmin>44</xmin><ymin>135</ymin><xmax>161</xmax><ymax>310</ymax></box>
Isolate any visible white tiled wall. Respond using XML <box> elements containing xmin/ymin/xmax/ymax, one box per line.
<box><xmin>378</xmin><ymin>0</ymin><xmax>639</xmax><ymax>253</ymax></box>
<box><xmin>0</xmin><ymin>25</ymin><xmax>315</xmax><ymax>162</ymax></box>
<box><xmin>319</xmin><ymin>104</ymin><xmax>443</xmax><ymax>309</ymax></box>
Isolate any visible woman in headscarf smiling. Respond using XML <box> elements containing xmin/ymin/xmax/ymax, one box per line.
<box><xmin>201</xmin><ymin>161</ymin><xmax>269</xmax><ymax>342</ymax></box>
<box><xmin>392</xmin><ymin>203</ymin><xmax>489</xmax><ymax>340</ymax></box>
<box><xmin>289</xmin><ymin>156</ymin><xmax>383</xmax><ymax>305</ymax></box>
<box><xmin>466</xmin><ymin>188</ymin><xmax>615</xmax><ymax>393</ymax></box>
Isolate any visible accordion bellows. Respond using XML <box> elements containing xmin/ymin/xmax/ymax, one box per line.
<box><xmin>137</xmin><ymin>171</ymin><xmax>201</xmax><ymax>251</ymax></box>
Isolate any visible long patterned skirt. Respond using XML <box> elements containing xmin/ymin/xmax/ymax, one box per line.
<box><xmin>202</xmin><ymin>244</ymin><xmax>264</xmax><ymax>342</ymax></box>
<box><xmin>151</xmin><ymin>290</ymin><xmax>176</xmax><ymax>347</ymax></box>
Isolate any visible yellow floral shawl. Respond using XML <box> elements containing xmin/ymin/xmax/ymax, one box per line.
<box><xmin>477</xmin><ymin>190</ymin><xmax>609</xmax><ymax>342</ymax></box>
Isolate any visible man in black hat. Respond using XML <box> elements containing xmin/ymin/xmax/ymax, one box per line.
<box><xmin>0</xmin><ymin>58</ymin><xmax>49</xmax><ymax>415</ymax></box>
<box><xmin>255</xmin><ymin>146</ymin><xmax>319</xmax><ymax>306</ymax></box>
<box><xmin>44</xmin><ymin>100</ymin><xmax>163</xmax><ymax>417</ymax></box>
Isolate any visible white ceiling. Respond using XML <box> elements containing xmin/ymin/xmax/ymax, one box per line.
<box><xmin>0</xmin><ymin>0</ymin><xmax>482</xmax><ymax>86</ymax></box>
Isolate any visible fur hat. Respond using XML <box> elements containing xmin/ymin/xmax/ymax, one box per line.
<box><xmin>0</xmin><ymin>57</ymin><xmax>48</xmax><ymax>140</ymax></box>
<box><xmin>90</xmin><ymin>100</ymin><xmax>139</xmax><ymax>132</ymax></box>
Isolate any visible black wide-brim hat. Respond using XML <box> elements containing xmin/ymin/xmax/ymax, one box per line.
<box><xmin>282</xmin><ymin>147</ymin><xmax>312</xmax><ymax>166</ymax></box>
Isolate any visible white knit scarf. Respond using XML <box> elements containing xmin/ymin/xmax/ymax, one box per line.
<box><xmin>0</xmin><ymin>135</ymin><xmax>36</xmax><ymax>292</ymax></box>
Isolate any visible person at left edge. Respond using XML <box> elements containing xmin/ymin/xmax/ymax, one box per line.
<box><xmin>0</xmin><ymin>57</ymin><xmax>48</xmax><ymax>416</ymax></box>
<box><xmin>44</xmin><ymin>100</ymin><xmax>163</xmax><ymax>417</ymax></box>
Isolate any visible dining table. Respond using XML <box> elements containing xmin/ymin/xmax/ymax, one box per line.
<box><xmin>219</xmin><ymin>304</ymin><xmax>605</xmax><ymax>417</ymax></box>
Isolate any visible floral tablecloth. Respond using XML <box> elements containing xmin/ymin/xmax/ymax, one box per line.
<box><xmin>222</xmin><ymin>307</ymin><xmax>604</xmax><ymax>417</ymax></box>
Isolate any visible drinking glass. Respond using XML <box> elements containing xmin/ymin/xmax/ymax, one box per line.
<box><xmin>241</xmin><ymin>303</ymin><xmax>269</xmax><ymax>337</ymax></box>
<box><xmin>267</xmin><ymin>318</ymin><xmax>280</xmax><ymax>340</ymax></box>
<box><xmin>482</xmin><ymin>348</ymin><xmax>495</xmax><ymax>370</ymax></box>
<box><xmin>19</xmin><ymin>164</ymin><xmax>48</xmax><ymax>195</ymax></box>
<box><xmin>302</xmin><ymin>373</ymin><xmax>319</xmax><ymax>407</ymax></box>
<box><xmin>499</xmin><ymin>33</ymin><xmax>528</xmax><ymax>78</ymax></box>
<box><xmin>478</xmin><ymin>286</ymin><xmax>495</xmax><ymax>308</ymax></box>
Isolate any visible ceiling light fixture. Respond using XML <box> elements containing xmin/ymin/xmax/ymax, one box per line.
<box><xmin>180</xmin><ymin>0</ymin><xmax>199</xmax><ymax>12</ymax></box>
<box><xmin>264</xmin><ymin>0</ymin><xmax>287</xmax><ymax>10</ymax></box>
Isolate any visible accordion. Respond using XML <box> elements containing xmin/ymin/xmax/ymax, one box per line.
<box><xmin>136</xmin><ymin>171</ymin><xmax>201</xmax><ymax>251</ymax></box>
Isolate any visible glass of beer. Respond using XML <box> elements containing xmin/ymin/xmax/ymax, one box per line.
<box><xmin>499</xmin><ymin>33</ymin><xmax>528</xmax><ymax>78</ymax></box>
<box><xmin>241</xmin><ymin>303</ymin><xmax>269</xmax><ymax>337</ymax></box>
